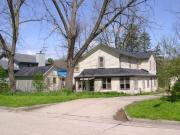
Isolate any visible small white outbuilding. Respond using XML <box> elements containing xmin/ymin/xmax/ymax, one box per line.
<box><xmin>15</xmin><ymin>66</ymin><xmax>64</xmax><ymax>91</ymax></box>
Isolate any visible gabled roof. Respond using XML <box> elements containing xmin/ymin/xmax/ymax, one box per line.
<box><xmin>14</xmin><ymin>53</ymin><xmax>37</xmax><ymax>63</ymax></box>
<box><xmin>15</xmin><ymin>66</ymin><xmax>53</xmax><ymax>77</ymax></box>
<box><xmin>75</xmin><ymin>68</ymin><xmax>155</xmax><ymax>78</ymax></box>
<box><xmin>0</xmin><ymin>52</ymin><xmax>49</xmax><ymax>64</ymax></box>
<box><xmin>81</xmin><ymin>44</ymin><xmax>153</xmax><ymax>61</ymax></box>
<box><xmin>54</xmin><ymin>59</ymin><xmax>67</xmax><ymax>69</ymax></box>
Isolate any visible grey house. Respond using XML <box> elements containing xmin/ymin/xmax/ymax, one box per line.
<box><xmin>0</xmin><ymin>51</ymin><xmax>50</xmax><ymax>71</ymax></box>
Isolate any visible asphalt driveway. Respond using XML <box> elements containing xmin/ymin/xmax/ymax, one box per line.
<box><xmin>0</xmin><ymin>95</ymin><xmax>180</xmax><ymax>135</ymax></box>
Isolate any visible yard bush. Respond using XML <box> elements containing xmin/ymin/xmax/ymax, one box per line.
<box><xmin>32</xmin><ymin>73</ymin><xmax>47</xmax><ymax>91</ymax></box>
<box><xmin>0</xmin><ymin>66</ymin><xmax>9</xmax><ymax>92</ymax></box>
<box><xmin>170</xmin><ymin>79</ymin><xmax>180</xmax><ymax>102</ymax></box>
<box><xmin>61</xmin><ymin>88</ymin><xmax>74</xmax><ymax>94</ymax></box>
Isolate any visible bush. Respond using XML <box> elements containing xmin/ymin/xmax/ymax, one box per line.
<box><xmin>0</xmin><ymin>66</ymin><xmax>9</xmax><ymax>92</ymax></box>
<box><xmin>61</xmin><ymin>88</ymin><xmax>73</xmax><ymax>95</ymax></box>
<box><xmin>32</xmin><ymin>73</ymin><xmax>47</xmax><ymax>91</ymax></box>
<box><xmin>170</xmin><ymin>79</ymin><xmax>180</xmax><ymax>102</ymax></box>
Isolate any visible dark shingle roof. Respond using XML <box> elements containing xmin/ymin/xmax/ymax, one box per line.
<box><xmin>15</xmin><ymin>66</ymin><xmax>52</xmax><ymax>77</ymax></box>
<box><xmin>14</xmin><ymin>53</ymin><xmax>37</xmax><ymax>63</ymax></box>
<box><xmin>75</xmin><ymin>68</ymin><xmax>155</xmax><ymax>78</ymax></box>
<box><xmin>81</xmin><ymin>45</ymin><xmax>152</xmax><ymax>60</ymax></box>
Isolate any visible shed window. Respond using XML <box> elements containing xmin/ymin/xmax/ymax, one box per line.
<box><xmin>53</xmin><ymin>77</ymin><xmax>56</xmax><ymax>84</ymax></box>
<box><xmin>47</xmin><ymin>77</ymin><xmax>51</xmax><ymax>85</ymax></box>
<box><xmin>98</xmin><ymin>56</ymin><xmax>104</xmax><ymax>68</ymax></box>
<box><xmin>120</xmin><ymin>78</ymin><xmax>130</xmax><ymax>90</ymax></box>
<box><xmin>102</xmin><ymin>78</ymin><xmax>111</xmax><ymax>89</ymax></box>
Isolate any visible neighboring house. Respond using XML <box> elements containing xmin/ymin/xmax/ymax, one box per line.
<box><xmin>0</xmin><ymin>51</ymin><xmax>50</xmax><ymax>71</ymax></box>
<box><xmin>74</xmin><ymin>44</ymin><xmax>157</xmax><ymax>94</ymax></box>
<box><xmin>0</xmin><ymin>49</ymin><xmax>67</xmax><ymax>91</ymax></box>
<box><xmin>15</xmin><ymin>66</ymin><xmax>63</xmax><ymax>91</ymax></box>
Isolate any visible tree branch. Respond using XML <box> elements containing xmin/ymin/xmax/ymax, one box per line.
<box><xmin>51</xmin><ymin>0</ymin><xmax>69</xmax><ymax>34</ymax></box>
<box><xmin>74</xmin><ymin>0</ymin><xmax>110</xmax><ymax>63</ymax></box>
<box><xmin>95</xmin><ymin>0</ymin><xmax>139</xmax><ymax>36</ymax></box>
<box><xmin>0</xmin><ymin>34</ymin><xmax>11</xmax><ymax>53</ymax></box>
<box><xmin>77</xmin><ymin>0</ymin><xmax>85</xmax><ymax>8</ymax></box>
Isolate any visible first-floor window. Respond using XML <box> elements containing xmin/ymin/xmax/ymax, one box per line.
<box><xmin>134</xmin><ymin>79</ymin><xmax>138</xmax><ymax>89</ymax></box>
<box><xmin>120</xmin><ymin>77</ymin><xmax>130</xmax><ymax>90</ymax></box>
<box><xmin>142</xmin><ymin>80</ymin><xmax>145</xmax><ymax>89</ymax></box>
<box><xmin>102</xmin><ymin>78</ymin><xmax>111</xmax><ymax>89</ymax></box>
<box><xmin>147</xmin><ymin>79</ymin><xmax>149</xmax><ymax>88</ymax></box>
<box><xmin>154</xmin><ymin>78</ymin><xmax>156</xmax><ymax>87</ymax></box>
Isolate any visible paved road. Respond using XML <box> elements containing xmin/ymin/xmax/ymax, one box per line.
<box><xmin>0</xmin><ymin>95</ymin><xmax>180</xmax><ymax>135</ymax></box>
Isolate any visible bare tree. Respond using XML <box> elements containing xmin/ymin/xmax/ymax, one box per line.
<box><xmin>0</xmin><ymin>0</ymin><xmax>42</xmax><ymax>91</ymax></box>
<box><xmin>0</xmin><ymin>0</ymin><xmax>27</xmax><ymax>91</ymax></box>
<box><xmin>97</xmin><ymin>2</ymin><xmax>149</xmax><ymax>49</ymax></box>
<box><xmin>44</xmin><ymin>0</ymin><xmax>147</xmax><ymax>89</ymax></box>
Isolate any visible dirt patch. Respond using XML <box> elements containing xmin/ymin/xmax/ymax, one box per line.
<box><xmin>113</xmin><ymin>108</ymin><xmax>128</xmax><ymax>122</ymax></box>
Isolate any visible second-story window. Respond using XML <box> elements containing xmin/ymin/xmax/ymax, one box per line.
<box><xmin>75</xmin><ymin>63</ymin><xmax>79</xmax><ymax>72</ymax></box>
<box><xmin>98</xmin><ymin>56</ymin><xmax>104</xmax><ymax>68</ymax></box>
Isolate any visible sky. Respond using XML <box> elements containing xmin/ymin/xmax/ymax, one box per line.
<box><xmin>14</xmin><ymin>0</ymin><xmax>180</xmax><ymax>59</ymax></box>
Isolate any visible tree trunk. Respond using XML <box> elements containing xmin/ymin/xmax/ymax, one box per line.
<box><xmin>8</xmin><ymin>56</ymin><xmax>16</xmax><ymax>91</ymax></box>
<box><xmin>66</xmin><ymin>59</ymin><xmax>75</xmax><ymax>90</ymax></box>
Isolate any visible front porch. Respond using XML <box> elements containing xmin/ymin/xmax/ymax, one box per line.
<box><xmin>75</xmin><ymin>78</ymin><xmax>95</xmax><ymax>91</ymax></box>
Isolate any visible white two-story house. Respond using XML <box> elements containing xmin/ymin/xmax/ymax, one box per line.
<box><xmin>74</xmin><ymin>44</ymin><xmax>157</xmax><ymax>94</ymax></box>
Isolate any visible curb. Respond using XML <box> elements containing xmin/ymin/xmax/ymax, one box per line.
<box><xmin>0</xmin><ymin>103</ymin><xmax>58</xmax><ymax>112</ymax></box>
<box><xmin>122</xmin><ymin>107</ymin><xmax>180</xmax><ymax>126</ymax></box>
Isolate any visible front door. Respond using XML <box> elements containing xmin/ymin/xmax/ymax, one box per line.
<box><xmin>89</xmin><ymin>80</ymin><xmax>94</xmax><ymax>91</ymax></box>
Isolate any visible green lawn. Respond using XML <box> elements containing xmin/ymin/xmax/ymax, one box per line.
<box><xmin>125</xmin><ymin>98</ymin><xmax>180</xmax><ymax>121</ymax></box>
<box><xmin>0</xmin><ymin>91</ymin><xmax>127</xmax><ymax>107</ymax></box>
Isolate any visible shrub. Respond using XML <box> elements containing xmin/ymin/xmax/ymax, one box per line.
<box><xmin>170</xmin><ymin>79</ymin><xmax>180</xmax><ymax>102</ymax></box>
<box><xmin>32</xmin><ymin>73</ymin><xmax>47</xmax><ymax>91</ymax></box>
<box><xmin>0</xmin><ymin>66</ymin><xmax>9</xmax><ymax>92</ymax></box>
<box><xmin>61</xmin><ymin>88</ymin><xmax>73</xmax><ymax>94</ymax></box>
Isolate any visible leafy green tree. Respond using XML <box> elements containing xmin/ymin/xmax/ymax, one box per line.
<box><xmin>32</xmin><ymin>73</ymin><xmax>47</xmax><ymax>91</ymax></box>
<box><xmin>170</xmin><ymin>79</ymin><xmax>180</xmax><ymax>102</ymax></box>
<box><xmin>47</xmin><ymin>58</ymin><xmax>54</xmax><ymax>65</ymax></box>
<box><xmin>123</xmin><ymin>24</ymin><xmax>140</xmax><ymax>52</ymax></box>
<box><xmin>139</xmin><ymin>31</ymin><xmax>151</xmax><ymax>52</ymax></box>
<box><xmin>0</xmin><ymin>66</ymin><xmax>9</xmax><ymax>92</ymax></box>
<box><xmin>121</xmin><ymin>24</ymin><xmax>151</xmax><ymax>52</ymax></box>
<box><xmin>0</xmin><ymin>66</ymin><xmax>7</xmax><ymax>80</ymax></box>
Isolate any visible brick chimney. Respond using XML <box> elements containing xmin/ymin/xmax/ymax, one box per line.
<box><xmin>36</xmin><ymin>51</ymin><xmax>45</xmax><ymax>67</ymax></box>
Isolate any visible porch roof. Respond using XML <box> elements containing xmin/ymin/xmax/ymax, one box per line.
<box><xmin>75</xmin><ymin>68</ymin><xmax>156</xmax><ymax>78</ymax></box>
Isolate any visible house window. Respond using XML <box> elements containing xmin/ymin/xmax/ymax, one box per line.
<box><xmin>102</xmin><ymin>78</ymin><xmax>111</xmax><ymax>89</ymax></box>
<box><xmin>75</xmin><ymin>63</ymin><xmax>79</xmax><ymax>72</ymax></box>
<box><xmin>128</xmin><ymin>58</ymin><xmax>131</xmax><ymax>68</ymax></box>
<box><xmin>147</xmin><ymin>79</ymin><xmax>149</xmax><ymax>88</ymax></box>
<box><xmin>53</xmin><ymin>77</ymin><xmax>56</xmax><ymax>84</ymax></box>
<box><xmin>137</xmin><ymin>60</ymin><xmax>139</xmax><ymax>69</ymax></box>
<box><xmin>134</xmin><ymin>79</ymin><xmax>138</xmax><ymax>89</ymax></box>
<box><xmin>98</xmin><ymin>56</ymin><xmax>104</xmax><ymax>68</ymax></box>
<box><xmin>120</xmin><ymin>77</ymin><xmax>130</xmax><ymax>90</ymax></box>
